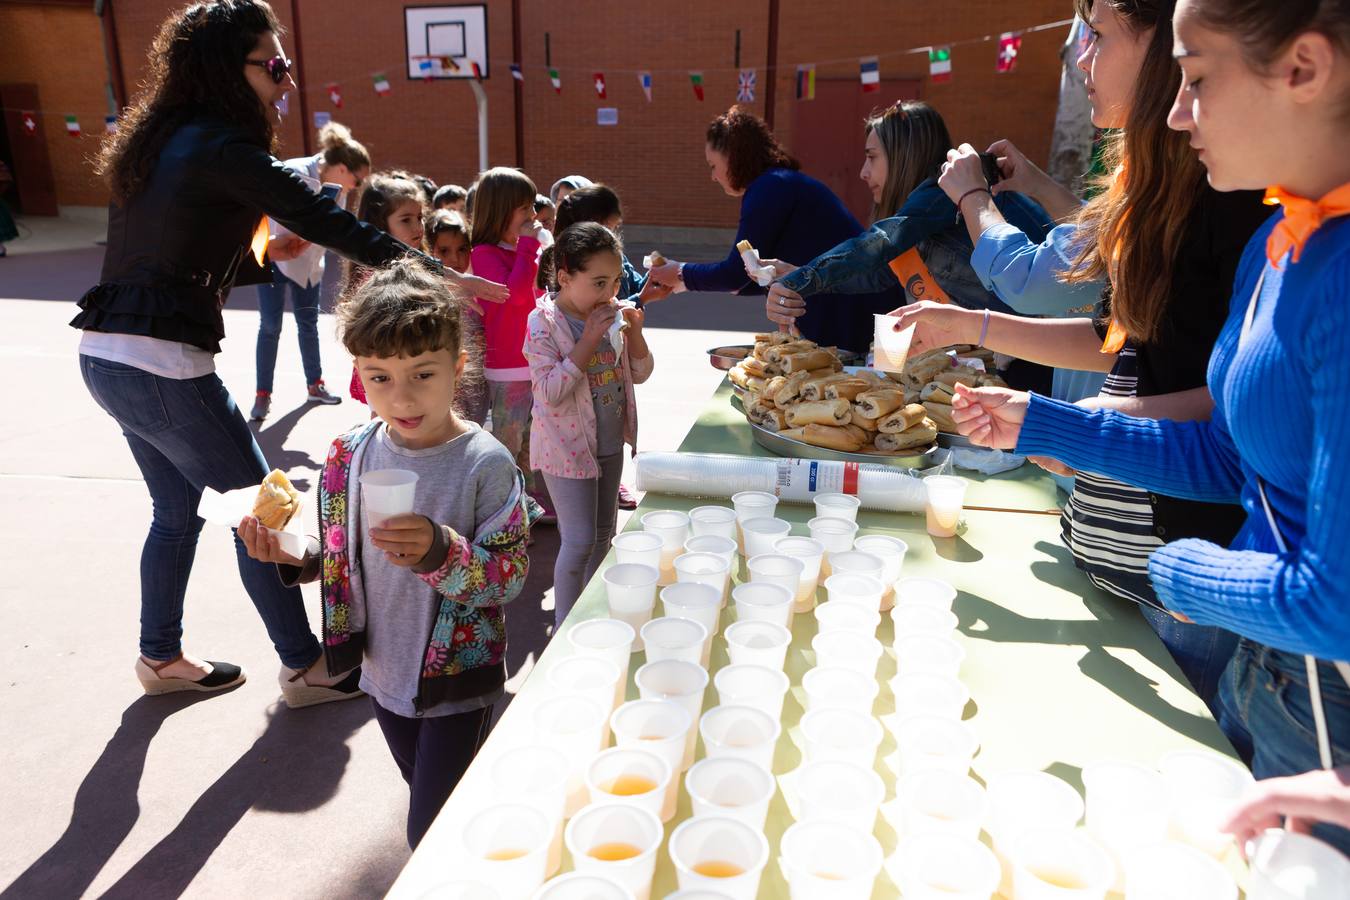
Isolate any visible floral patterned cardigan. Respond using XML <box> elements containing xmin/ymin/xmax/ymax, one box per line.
<box><xmin>280</xmin><ymin>420</ymin><xmax>538</xmax><ymax>711</ymax></box>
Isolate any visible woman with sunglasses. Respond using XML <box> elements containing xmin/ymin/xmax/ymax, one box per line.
<box><xmin>70</xmin><ymin>0</ymin><xmax>454</xmax><ymax>706</ymax></box>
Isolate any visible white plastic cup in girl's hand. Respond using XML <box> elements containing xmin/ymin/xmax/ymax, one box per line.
<box><xmin>895</xmin><ymin>770</ymin><xmax>987</xmax><ymax>841</ymax></box>
<box><xmin>685</xmin><ymin>755</ymin><xmax>776</xmax><ymax>830</ymax></box>
<box><xmin>610</xmin><ymin>698</ymin><xmax>692</xmax><ymax>816</ymax></box>
<box><xmin>811</xmin><ymin>630</ymin><xmax>884</xmax><ymax>679</ymax></box>
<box><xmin>699</xmin><ymin>703</ymin><xmax>782</xmax><ymax>773</ymax></box>
<box><xmin>741</xmin><ymin>517</ymin><xmax>792</xmax><ymax>559</ymax></box>
<box><xmin>801</xmin><ymin>666</ymin><xmax>879</xmax><ymax>715</ymax></box>
<box><xmin>359</xmin><ymin>468</ymin><xmax>419</xmax><ymax>528</ymax></box>
<box><xmin>612</xmin><ymin>531</ymin><xmax>663</xmax><ymax>569</ymax></box>
<box><xmin>779</xmin><ymin>820</ymin><xmax>884</xmax><ymax>900</ymax></box>
<box><xmin>723</xmin><ymin>619</ymin><xmax>792</xmax><ymax>672</ymax></box>
<box><xmin>891</xmin><ymin>832</ymin><xmax>1000</xmax><ymax>900</ymax></box>
<box><xmin>563</xmin><ymin>803</ymin><xmax>664</xmax><ymax>900</ymax></box>
<box><xmin>689</xmin><ymin>505</ymin><xmax>739</xmax><ymax>542</ymax></box>
<box><xmin>460</xmin><ymin>803</ymin><xmax>553</xmax><ymax>900</ymax></box>
<box><xmin>731</xmin><ymin>581</ymin><xmax>793</xmax><ymax>630</ymax></box>
<box><xmin>773</xmin><ymin>535</ymin><xmax>826</xmax><ymax>612</ymax></box>
<box><xmin>813</xmin><ymin>491</ymin><xmax>861</xmax><ymax>523</ymax></box>
<box><xmin>640</xmin><ymin>617</ymin><xmax>707</xmax><ymax>667</ymax></box>
<box><xmin>799</xmin><ymin>707</ymin><xmax>884</xmax><ymax>768</ymax></box>
<box><xmin>601</xmin><ymin>564</ymin><xmax>660</xmax><ymax>651</ymax></box>
<box><xmin>714</xmin><ymin>663</ymin><xmax>790</xmax><ymax>721</ymax></box>
<box><xmin>668</xmin><ymin>816</ymin><xmax>771</xmax><ymax>900</ymax></box>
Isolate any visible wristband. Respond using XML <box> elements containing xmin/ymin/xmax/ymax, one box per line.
<box><xmin>955</xmin><ymin>187</ymin><xmax>993</xmax><ymax>223</ymax></box>
<box><xmin>978</xmin><ymin>309</ymin><xmax>991</xmax><ymax>348</ymax></box>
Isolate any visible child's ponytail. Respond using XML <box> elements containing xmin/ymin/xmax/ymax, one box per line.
<box><xmin>537</xmin><ymin>222</ymin><xmax>623</xmax><ymax>293</ymax></box>
<box><xmin>536</xmin><ymin>243</ymin><xmax>558</xmax><ymax>292</ymax></box>
<box><xmin>316</xmin><ymin>121</ymin><xmax>371</xmax><ymax>174</ymax></box>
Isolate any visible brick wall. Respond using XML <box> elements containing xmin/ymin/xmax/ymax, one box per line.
<box><xmin>0</xmin><ymin>3</ymin><xmax>113</xmax><ymax>207</ymax></box>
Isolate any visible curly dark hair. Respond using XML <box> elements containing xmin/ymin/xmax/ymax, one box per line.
<box><xmin>705</xmin><ymin>106</ymin><xmax>800</xmax><ymax>193</ymax></box>
<box><xmin>97</xmin><ymin>0</ymin><xmax>282</xmax><ymax>202</ymax></box>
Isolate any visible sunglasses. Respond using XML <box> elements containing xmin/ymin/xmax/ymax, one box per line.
<box><xmin>246</xmin><ymin>55</ymin><xmax>293</xmax><ymax>84</ymax></box>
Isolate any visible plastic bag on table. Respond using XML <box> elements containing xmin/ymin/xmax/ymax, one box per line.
<box><xmin>949</xmin><ymin>446</ymin><xmax>1025</xmax><ymax>475</ymax></box>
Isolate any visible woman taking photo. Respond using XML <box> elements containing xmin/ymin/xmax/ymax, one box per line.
<box><xmin>647</xmin><ymin>107</ymin><xmax>897</xmax><ymax>354</ymax></box>
<box><xmin>72</xmin><ymin>0</ymin><xmax>454</xmax><ymax>706</ymax></box>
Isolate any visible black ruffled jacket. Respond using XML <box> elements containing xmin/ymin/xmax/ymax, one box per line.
<box><xmin>72</xmin><ymin>116</ymin><xmax>436</xmax><ymax>353</ymax></box>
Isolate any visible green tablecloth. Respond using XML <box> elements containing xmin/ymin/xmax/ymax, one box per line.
<box><xmin>390</xmin><ymin>480</ymin><xmax>1237</xmax><ymax>898</ymax></box>
<box><xmin>682</xmin><ymin>381</ymin><xmax>1066</xmax><ymax>514</ymax></box>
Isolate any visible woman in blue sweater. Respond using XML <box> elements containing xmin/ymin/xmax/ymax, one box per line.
<box><xmin>949</xmin><ymin>0</ymin><xmax>1350</xmax><ymax>852</ymax></box>
<box><xmin>646</xmin><ymin>107</ymin><xmax>897</xmax><ymax>354</ymax></box>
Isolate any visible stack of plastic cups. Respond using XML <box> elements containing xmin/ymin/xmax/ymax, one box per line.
<box><xmin>730</xmin><ymin>491</ymin><xmax>778</xmax><ymax>556</ymax></box>
<box><xmin>491</xmin><ymin>746</ymin><xmax>570</xmax><ymax>878</ymax></box>
<box><xmin>685</xmin><ymin>756</ymin><xmax>776</xmax><ymax>830</ymax></box>
<box><xmin>567</xmin><ymin>618</ymin><xmax>636</xmax><ymax>709</ymax></box>
<box><xmin>853</xmin><ymin>534</ymin><xmax>908</xmax><ymax>612</ymax></box>
<box><xmin>779</xmin><ymin>820</ymin><xmax>884</xmax><ymax>900</ymax></box>
<box><xmin>634</xmin><ymin>658</ymin><xmax>709</xmax><ymax>770</ymax></box>
<box><xmin>531</xmin><ymin>694</ymin><xmax>608</xmax><ymax>816</ymax></box>
<box><xmin>601</xmin><ymin>564</ymin><xmax>660</xmax><ymax>652</ymax></box>
<box><xmin>808</xmin><ymin>516</ymin><xmax>859</xmax><ymax>579</ymax></box>
<box><xmin>1081</xmin><ymin>761</ymin><xmax>1171</xmax><ymax>891</ymax></box>
<box><xmin>563</xmin><ymin>803</ymin><xmax>664</xmax><ymax>900</ymax></box>
<box><xmin>641</xmin><ymin>510</ymin><xmax>691</xmax><ymax>586</ymax></box>
<box><xmin>460</xmin><ymin>804</ymin><xmax>554</xmax><ymax>900</ymax></box>
<box><xmin>668</xmin><ymin>816</ymin><xmax>771</xmax><ymax>900</ymax></box>
<box><xmin>660</xmin><ymin>582</ymin><xmax>721</xmax><ymax>666</ymax></box>
<box><xmin>773</xmin><ymin>535</ymin><xmax>826</xmax><ymax>613</ymax></box>
<box><xmin>547</xmin><ymin>655</ymin><xmax>623</xmax><ymax>745</ymax></box>
<box><xmin>610</xmin><ymin>698</ymin><xmax>693</xmax><ymax>817</ymax></box>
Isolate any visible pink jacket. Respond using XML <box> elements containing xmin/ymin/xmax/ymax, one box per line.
<box><xmin>523</xmin><ymin>296</ymin><xmax>654</xmax><ymax>479</ymax></box>
<box><xmin>471</xmin><ymin>236</ymin><xmax>541</xmax><ymax>377</ymax></box>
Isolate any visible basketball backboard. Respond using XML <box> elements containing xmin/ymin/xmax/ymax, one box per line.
<box><xmin>404</xmin><ymin>4</ymin><xmax>488</xmax><ymax>79</ymax></box>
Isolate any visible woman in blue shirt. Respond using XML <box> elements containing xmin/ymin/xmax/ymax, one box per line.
<box><xmin>646</xmin><ymin>107</ymin><xmax>897</xmax><ymax>354</ymax></box>
<box><xmin>949</xmin><ymin>0</ymin><xmax>1350</xmax><ymax>852</ymax></box>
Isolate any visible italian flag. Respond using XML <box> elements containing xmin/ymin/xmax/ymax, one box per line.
<box><xmin>65</xmin><ymin>115</ymin><xmax>80</xmax><ymax>137</ymax></box>
<box><xmin>549</xmin><ymin>67</ymin><xmax>562</xmax><ymax>94</ymax></box>
<box><xmin>689</xmin><ymin>71</ymin><xmax>704</xmax><ymax>101</ymax></box>
<box><xmin>929</xmin><ymin>46</ymin><xmax>952</xmax><ymax>83</ymax></box>
<box><xmin>372</xmin><ymin>72</ymin><xmax>391</xmax><ymax>96</ymax></box>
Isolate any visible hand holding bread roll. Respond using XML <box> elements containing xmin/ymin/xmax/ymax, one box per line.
<box><xmin>252</xmin><ymin>469</ymin><xmax>301</xmax><ymax>530</ymax></box>
<box><xmin>924</xmin><ymin>401</ymin><xmax>960</xmax><ymax>433</ymax></box>
<box><xmin>921</xmin><ymin>382</ymin><xmax>956</xmax><ymax>405</ymax></box>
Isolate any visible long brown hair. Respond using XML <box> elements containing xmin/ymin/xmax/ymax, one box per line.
<box><xmin>342</xmin><ymin>171</ymin><xmax>424</xmax><ymax>288</ymax></box>
<box><xmin>864</xmin><ymin>101</ymin><xmax>952</xmax><ymax>223</ymax></box>
<box><xmin>705</xmin><ymin>107</ymin><xmax>800</xmax><ymax>193</ymax></box>
<box><xmin>97</xmin><ymin>0</ymin><xmax>281</xmax><ymax>203</ymax></box>
<box><xmin>1065</xmin><ymin>0</ymin><xmax>1204</xmax><ymax>344</ymax></box>
<box><xmin>468</xmin><ymin>167</ymin><xmax>537</xmax><ymax>248</ymax></box>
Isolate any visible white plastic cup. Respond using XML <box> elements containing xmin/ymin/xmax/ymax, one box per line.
<box><xmin>827</xmin><ymin>550</ymin><xmax>885</xmax><ymax>589</ymax></box>
<box><xmin>801</xmin><ymin>666</ymin><xmax>879</xmax><ymax>715</ymax></box>
<box><xmin>612</xmin><ymin>531</ymin><xmax>664</xmax><ymax>569</ymax></box>
<box><xmin>824</xmin><ymin>572</ymin><xmax>886</xmax><ymax>613</ymax></box>
<box><xmin>1246</xmin><ymin>828</ymin><xmax>1350</xmax><ymax>900</ymax></box>
<box><xmin>798</xmin><ymin>707</ymin><xmax>884</xmax><ymax>768</ymax></box>
<box><xmin>891</xmin><ymin>671</ymin><xmax>970</xmax><ymax>721</ymax></box>
<box><xmin>639</xmin><ymin>617</ymin><xmax>707</xmax><ymax>667</ymax></box>
<box><xmin>1082</xmin><ymin>761</ymin><xmax>1171</xmax><ymax>890</ymax></box>
<box><xmin>601</xmin><ymin>564</ymin><xmax>660</xmax><ymax>651</ymax></box>
<box><xmin>642</xmin><ymin>509</ymin><xmax>692</xmax><ymax>579</ymax></box>
<box><xmin>531</xmin><ymin>695</ymin><xmax>609</xmax><ymax>817</ymax></box>
<box><xmin>491</xmin><ymin>746</ymin><xmax>569</xmax><ymax>878</ymax></box>
<box><xmin>892</xmin><ymin>832</ymin><xmax>1001</xmax><ymax>900</ymax></box>
<box><xmin>984</xmin><ymin>770</ymin><xmax>1085</xmax><ymax>855</ymax></box>
<box><xmin>674</xmin><ymin>552</ymin><xmax>732</xmax><ymax>606</ymax></box>
<box><xmin>564</xmin><ymin>803</ymin><xmax>663</xmax><ymax>900</ymax></box>
<box><xmin>891</xmin><ymin>604</ymin><xmax>959</xmax><ymax>641</ymax></box>
<box><xmin>746</xmin><ymin>553</ymin><xmax>804</xmax><ymax>608</ymax></box>
<box><xmin>924</xmin><ymin>475</ymin><xmax>968</xmax><ymax>538</ymax></box>
<box><xmin>685</xmin><ymin>755</ymin><xmax>776</xmax><ymax>830</ymax></box>
<box><xmin>683</xmin><ymin>533</ymin><xmax>738</xmax><ymax>570</ymax></box>
<box><xmin>699</xmin><ymin>704</ymin><xmax>782</xmax><ymax>772</ymax></box>
<box><xmin>730</xmin><ymin>581</ymin><xmax>793</xmax><ymax>629</ymax></box>
<box><xmin>741</xmin><ymin>517</ymin><xmax>792</xmax><ymax>559</ymax></box>
<box><xmin>1009</xmin><ymin>829</ymin><xmax>1114</xmax><ymax>900</ymax></box>
<box><xmin>634</xmin><ymin>658</ymin><xmax>709</xmax><ymax>770</ymax></box>
<box><xmin>731</xmin><ymin>491</ymin><xmax>778</xmax><ymax>554</ymax></box>
<box><xmin>723</xmin><ymin>619</ymin><xmax>792</xmax><ymax>672</ymax></box>
<box><xmin>807</xmin><ymin>517</ymin><xmax>859</xmax><ymax>578</ymax></box>
<box><xmin>584</xmin><ymin>746</ymin><xmax>673</xmax><ymax>822</ymax></box>
<box><xmin>668</xmin><ymin>816</ymin><xmax>770</xmax><ymax>900</ymax></box>
<box><xmin>853</xmin><ymin>534</ymin><xmax>908</xmax><ymax>610</ymax></box>
<box><xmin>547</xmin><ymin>655</ymin><xmax>623</xmax><ymax>727</ymax></box>
<box><xmin>460</xmin><ymin>804</ymin><xmax>553</xmax><ymax>900</ymax></box>
<box><xmin>660</xmin><ymin>582</ymin><xmax>721</xmax><ymax>665</ymax></box>
<box><xmin>896</xmin><ymin>770</ymin><xmax>987</xmax><ymax>840</ymax></box>
<box><xmin>811</xmin><ymin>630</ymin><xmax>884</xmax><ymax>679</ymax></box>
<box><xmin>419</xmin><ymin>882</ymin><xmax>501</xmax><ymax>900</ymax></box>
<box><xmin>794</xmin><ymin>759</ymin><xmax>886</xmax><ymax>832</ymax></box>
<box><xmin>359</xmin><ymin>468</ymin><xmax>419</xmax><ymax>528</ymax></box>
<box><xmin>896</xmin><ymin>576</ymin><xmax>958</xmax><ymax>613</ymax></box>
<box><xmin>773</xmin><ymin>536</ymin><xmax>826</xmax><ymax>612</ymax></box>
<box><xmin>610</xmin><ymin>699</ymin><xmax>692</xmax><ymax>818</ymax></box>
<box><xmin>530</xmin><ymin>872</ymin><xmax>634</xmax><ymax>900</ymax></box>
<box><xmin>896</xmin><ymin>633</ymin><xmax>966</xmax><ymax>678</ymax></box>
<box><xmin>689</xmin><ymin>504</ymin><xmax>739</xmax><ymax>542</ymax></box>
<box><xmin>663</xmin><ymin>893</ymin><xmax>736</xmax><ymax>900</ymax></box>
<box><xmin>895</xmin><ymin>714</ymin><xmax>979</xmax><ymax>777</ymax></box>
<box><xmin>813</xmin><ymin>492</ymin><xmax>861</xmax><ymax>523</ymax></box>
<box><xmin>567</xmin><ymin>618</ymin><xmax>636</xmax><ymax>707</ymax></box>
<box><xmin>1123</xmin><ymin>841</ymin><xmax>1237</xmax><ymax>900</ymax></box>
<box><xmin>779</xmin><ymin>820</ymin><xmax>884</xmax><ymax>900</ymax></box>
<box><xmin>814</xmin><ymin>602</ymin><xmax>881</xmax><ymax>637</ymax></box>
<box><xmin>1156</xmin><ymin>750</ymin><xmax>1254</xmax><ymax>858</ymax></box>
<box><xmin>713</xmin><ymin>663</ymin><xmax>791</xmax><ymax>721</ymax></box>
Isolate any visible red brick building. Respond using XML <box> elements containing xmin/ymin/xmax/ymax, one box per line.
<box><xmin>1</xmin><ymin>0</ymin><xmax>1073</xmax><ymax>229</ymax></box>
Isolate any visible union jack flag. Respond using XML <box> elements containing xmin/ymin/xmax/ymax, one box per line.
<box><xmin>737</xmin><ymin>69</ymin><xmax>756</xmax><ymax>103</ymax></box>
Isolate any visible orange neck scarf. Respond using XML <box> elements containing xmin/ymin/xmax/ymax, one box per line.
<box><xmin>1264</xmin><ymin>183</ymin><xmax>1350</xmax><ymax>268</ymax></box>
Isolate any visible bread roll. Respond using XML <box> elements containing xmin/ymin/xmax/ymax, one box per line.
<box><xmin>935</xmin><ymin>368</ymin><xmax>980</xmax><ymax>389</ymax></box>
<box><xmin>878</xmin><ymin>403</ymin><xmax>929</xmax><ymax>434</ymax></box>
<box><xmin>824</xmin><ymin>379</ymin><xmax>871</xmax><ymax>401</ymax></box>
<box><xmin>253</xmin><ymin>469</ymin><xmax>300</xmax><ymax>530</ymax></box>
<box><xmin>746</xmin><ymin>395</ymin><xmax>778</xmax><ymax>422</ymax></box>
<box><xmin>785</xmin><ymin>399</ymin><xmax>852</xmax><ymax>427</ymax></box>
<box><xmin>741</xmin><ymin>356</ymin><xmax>770</xmax><ymax>378</ymax></box>
<box><xmin>800</xmin><ymin>373</ymin><xmax>853</xmax><ymax>401</ymax></box>
<box><xmin>874</xmin><ymin>419</ymin><xmax>938</xmax><ymax>452</ymax></box>
<box><xmin>758</xmin><ymin>407</ymin><xmax>788</xmax><ymax>431</ymax></box>
<box><xmin>921</xmin><ymin>382</ymin><xmax>956</xmax><ymax>405</ymax></box>
<box><xmin>766</xmin><ymin>340</ymin><xmax>817</xmax><ymax>364</ymax></box>
<box><xmin>905</xmin><ymin>348</ymin><xmax>954</xmax><ymax>383</ymax></box>
<box><xmin>754</xmin><ymin>330</ymin><xmax>791</xmax><ymax>345</ymax></box>
<box><xmin>737</xmin><ymin>239</ymin><xmax>755</xmax><ymax>253</ymax></box>
<box><xmin>842</xmin><ymin>423</ymin><xmax>871</xmax><ymax>444</ymax></box>
<box><xmin>977</xmin><ymin>373</ymin><xmax>1008</xmax><ymax>388</ymax></box>
<box><xmin>795</xmin><ymin>423</ymin><xmax>866</xmax><ymax>452</ymax></box>
<box><xmin>762</xmin><ymin>376</ymin><xmax>789</xmax><ymax>405</ymax></box>
<box><xmin>851</xmin><ymin>407</ymin><xmax>881</xmax><ymax>431</ymax></box>
<box><xmin>856</xmin><ymin>389</ymin><xmax>908</xmax><ymax>419</ymax></box>
<box><xmin>781</xmin><ymin>348</ymin><xmax>837</xmax><ymax>373</ymax></box>
<box><xmin>924</xmin><ymin>401</ymin><xmax>960</xmax><ymax>433</ymax></box>
<box><xmin>728</xmin><ymin>365</ymin><xmax>752</xmax><ymax>390</ymax></box>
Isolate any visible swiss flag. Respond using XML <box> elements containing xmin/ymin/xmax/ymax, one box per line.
<box><xmin>593</xmin><ymin>72</ymin><xmax>607</xmax><ymax>99</ymax></box>
<box><xmin>21</xmin><ymin>111</ymin><xmax>37</xmax><ymax>136</ymax></box>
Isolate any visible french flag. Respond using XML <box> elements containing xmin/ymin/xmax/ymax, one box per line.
<box><xmin>860</xmin><ymin>56</ymin><xmax>880</xmax><ymax>93</ymax></box>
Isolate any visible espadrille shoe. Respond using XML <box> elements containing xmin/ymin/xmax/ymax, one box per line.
<box><xmin>135</xmin><ymin>654</ymin><xmax>246</xmax><ymax>696</ymax></box>
<box><xmin>278</xmin><ymin>660</ymin><xmax>364</xmax><ymax>709</ymax></box>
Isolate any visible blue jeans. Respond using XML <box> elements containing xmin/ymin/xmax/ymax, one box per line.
<box><xmin>1138</xmin><ymin>604</ymin><xmax>1239</xmax><ymax>714</ymax></box>
<box><xmin>80</xmin><ymin>354</ymin><xmax>322</xmax><ymax>669</ymax></box>
<box><xmin>1218</xmin><ymin>639</ymin><xmax>1350</xmax><ymax>854</ymax></box>
<box><xmin>255</xmin><ymin>270</ymin><xmax>323</xmax><ymax>392</ymax></box>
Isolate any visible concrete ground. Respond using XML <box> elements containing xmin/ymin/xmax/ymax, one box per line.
<box><xmin>0</xmin><ymin>215</ymin><xmax>766</xmax><ymax>899</ymax></box>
